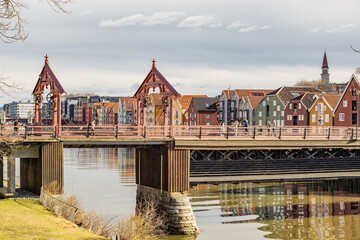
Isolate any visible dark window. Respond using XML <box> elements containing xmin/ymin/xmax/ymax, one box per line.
<box><xmin>294</xmin><ymin>103</ymin><xmax>297</xmax><ymax>109</ymax></box>
<box><xmin>353</xmin><ymin>101</ymin><xmax>357</xmax><ymax>111</ymax></box>
<box><xmin>352</xmin><ymin>113</ymin><xmax>357</xmax><ymax>125</ymax></box>
<box><xmin>266</xmin><ymin>105</ymin><xmax>270</xmax><ymax>117</ymax></box>
<box><xmin>353</xmin><ymin>90</ymin><xmax>357</xmax><ymax>96</ymax></box>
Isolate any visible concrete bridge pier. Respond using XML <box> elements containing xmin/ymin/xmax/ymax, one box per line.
<box><xmin>0</xmin><ymin>141</ymin><xmax>63</xmax><ymax>198</ymax></box>
<box><xmin>7</xmin><ymin>154</ymin><xmax>16</xmax><ymax>195</ymax></box>
<box><xmin>136</xmin><ymin>144</ymin><xmax>199</xmax><ymax>235</ymax></box>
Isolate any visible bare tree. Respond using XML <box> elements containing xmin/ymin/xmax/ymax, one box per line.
<box><xmin>294</xmin><ymin>78</ymin><xmax>334</xmax><ymax>93</ymax></box>
<box><xmin>0</xmin><ymin>0</ymin><xmax>73</xmax><ymax>43</ymax></box>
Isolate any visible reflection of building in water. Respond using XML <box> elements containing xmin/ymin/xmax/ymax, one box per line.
<box><xmin>190</xmin><ymin>179</ymin><xmax>360</xmax><ymax>239</ymax></box>
<box><xmin>73</xmin><ymin>148</ymin><xmax>136</xmax><ymax>186</ymax></box>
<box><xmin>218</xmin><ymin>183</ymin><xmax>256</xmax><ymax>222</ymax></box>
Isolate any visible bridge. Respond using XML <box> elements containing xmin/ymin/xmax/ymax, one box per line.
<box><xmin>2</xmin><ymin>56</ymin><xmax>360</xmax><ymax>235</ymax></box>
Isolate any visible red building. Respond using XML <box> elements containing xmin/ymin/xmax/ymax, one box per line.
<box><xmin>184</xmin><ymin>97</ymin><xmax>219</xmax><ymax>125</ymax></box>
<box><xmin>333</xmin><ymin>74</ymin><xmax>360</xmax><ymax>126</ymax></box>
<box><xmin>284</xmin><ymin>93</ymin><xmax>318</xmax><ymax>126</ymax></box>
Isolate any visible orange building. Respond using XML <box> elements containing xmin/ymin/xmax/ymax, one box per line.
<box><xmin>309</xmin><ymin>94</ymin><xmax>341</xmax><ymax>126</ymax></box>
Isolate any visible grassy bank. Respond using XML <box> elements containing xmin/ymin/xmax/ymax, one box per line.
<box><xmin>0</xmin><ymin>199</ymin><xmax>105</xmax><ymax>240</ymax></box>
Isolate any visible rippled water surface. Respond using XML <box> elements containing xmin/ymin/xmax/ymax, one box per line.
<box><xmin>64</xmin><ymin>148</ymin><xmax>360</xmax><ymax>239</ymax></box>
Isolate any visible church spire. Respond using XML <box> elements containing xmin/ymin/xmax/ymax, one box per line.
<box><xmin>321</xmin><ymin>51</ymin><xmax>330</xmax><ymax>83</ymax></box>
<box><xmin>322</xmin><ymin>51</ymin><xmax>328</xmax><ymax>69</ymax></box>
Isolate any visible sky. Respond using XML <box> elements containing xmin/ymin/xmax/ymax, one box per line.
<box><xmin>1</xmin><ymin>0</ymin><xmax>360</xmax><ymax>105</ymax></box>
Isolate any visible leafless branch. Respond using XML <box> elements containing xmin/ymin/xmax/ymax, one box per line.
<box><xmin>0</xmin><ymin>72</ymin><xmax>23</xmax><ymax>98</ymax></box>
<box><xmin>350</xmin><ymin>45</ymin><xmax>360</xmax><ymax>53</ymax></box>
<box><xmin>0</xmin><ymin>0</ymin><xmax>73</xmax><ymax>43</ymax></box>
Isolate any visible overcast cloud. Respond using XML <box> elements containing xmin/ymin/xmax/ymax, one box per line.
<box><xmin>0</xmin><ymin>0</ymin><xmax>360</xmax><ymax>104</ymax></box>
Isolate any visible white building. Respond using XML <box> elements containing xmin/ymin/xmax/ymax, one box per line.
<box><xmin>9</xmin><ymin>101</ymin><xmax>35</xmax><ymax>120</ymax></box>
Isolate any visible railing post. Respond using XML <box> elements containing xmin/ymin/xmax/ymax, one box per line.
<box><xmin>115</xmin><ymin>125</ymin><xmax>119</xmax><ymax>138</ymax></box>
<box><xmin>253</xmin><ymin>127</ymin><xmax>256</xmax><ymax>139</ymax></box>
<box><xmin>304</xmin><ymin>127</ymin><xmax>307</xmax><ymax>139</ymax></box>
<box><xmin>24</xmin><ymin>125</ymin><xmax>28</xmax><ymax>139</ymax></box>
<box><xmin>328</xmin><ymin>127</ymin><xmax>331</xmax><ymax>139</ymax></box>
<box><xmin>278</xmin><ymin>127</ymin><xmax>282</xmax><ymax>139</ymax></box>
<box><xmin>199</xmin><ymin>126</ymin><xmax>202</xmax><ymax>139</ymax></box>
<box><xmin>226</xmin><ymin>127</ymin><xmax>229</xmax><ymax>139</ymax></box>
<box><xmin>143</xmin><ymin>126</ymin><xmax>146</xmax><ymax>138</ymax></box>
<box><xmin>351</xmin><ymin>128</ymin><xmax>354</xmax><ymax>140</ymax></box>
<box><xmin>86</xmin><ymin>125</ymin><xmax>90</xmax><ymax>138</ymax></box>
<box><xmin>54</xmin><ymin>126</ymin><xmax>57</xmax><ymax>138</ymax></box>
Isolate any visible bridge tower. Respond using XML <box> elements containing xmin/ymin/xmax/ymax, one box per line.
<box><xmin>133</xmin><ymin>59</ymin><xmax>180</xmax><ymax>131</ymax></box>
<box><xmin>32</xmin><ymin>55</ymin><xmax>66</xmax><ymax>136</ymax></box>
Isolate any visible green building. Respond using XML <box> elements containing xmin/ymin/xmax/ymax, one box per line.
<box><xmin>255</xmin><ymin>86</ymin><xmax>322</xmax><ymax>126</ymax></box>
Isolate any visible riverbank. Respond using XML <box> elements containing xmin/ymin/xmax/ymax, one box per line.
<box><xmin>0</xmin><ymin>198</ymin><xmax>105</xmax><ymax>239</ymax></box>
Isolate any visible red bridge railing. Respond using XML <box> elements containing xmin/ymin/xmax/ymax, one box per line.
<box><xmin>0</xmin><ymin>125</ymin><xmax>357</xmax><ymax>140</ymax></box>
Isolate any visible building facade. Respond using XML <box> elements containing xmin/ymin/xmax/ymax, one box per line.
<box><xmin>309</xmin><ymin>94</ymin><xmax>340</xmax><ymax>127</ymax></box>
<box><xmin>284</xmin><ymin>93</ymin><xmax>318</xmax><ymax>126</ymax></box>
<box><xmin>255</xmin><ymin>87</ymin><xmax>322</xmax><ymax>127</ymax></box>
<box><xmin>184</xmin><ymin>97</ymin><xmax>219</xmax><ymax>126</ymax></box>
<box><xmin>333</xmin><ymin>74</ymin><xmax>360</xmax><ymax>127</ymax></box>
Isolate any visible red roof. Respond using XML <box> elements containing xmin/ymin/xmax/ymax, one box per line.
<box><xmin>134</xmin><ymin>61</ymin><xmax>180</xmax><ymax>98</ymax></box>
<box><xmin>32</xmin><ymin>55</ymin><xmax>65</xmax><ymax>95</ymax></box>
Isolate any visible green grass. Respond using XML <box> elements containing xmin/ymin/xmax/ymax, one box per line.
<box><xmin>0</xmin><ymin>199</ymin><xmax>105</xmax><ymax>240</ymax></box>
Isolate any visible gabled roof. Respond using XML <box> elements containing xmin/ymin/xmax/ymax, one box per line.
<box><xmin>134</xmin><ymin>60</ymin><xmax>180</xmax><ymax>98</ymax></box>
<box><xmin>334</xmin><ymin>74</ymin><xmax>360</xmax><ymax>112</ymax></box>
<box><xmin>323</xmin><ymin>95</ymin><xmax>341</xmax><ymax>110</ymax></box>
<box><xmin>247</xmin><ymin>96</ymin><xmax>264</xmax><ymax>110</ymax></box>
<box><xmin>192</xmin><ymin>97</ymin><xmax>219</xmax><ymax>112</ymax></box>
<box><xmin>124</xmin><ymin>97</ymin><xmax>135</xmax><ymax>111</ymax></box>
<box><xmin>32</xmin><ymin>55</ymin><xmax>66</xmax><ymax>95</ymax></box>
<box><xmin>234</xmin><ymin>89</ymin><xmax>273</xmax><ymax>99</ymax></box>
<box><xmin>309</xmin><ymin>93</ymin><xmax>341</xmax><ymax>112</ymax></box>
<box><xmin>222</xmin><ymin>90</ymin><xmax>234</xmax><ymax>99</ymax></box>
<box><xmin>267</xmin><ymin>86</ymin><xmax>322</xmax><ymax>105</ymax></box>
<box><xmin>177</xmin><ymin>95</ymin><xmax>207</xmax><ymax>109</ymax></box>
<box><xmin>289</xmin><ymin>92</ymin><xmax>318</xmax><ymax>110</ymax></box>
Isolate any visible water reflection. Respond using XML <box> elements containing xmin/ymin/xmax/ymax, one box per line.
<box><xmin>63</xmin><ymin>149</ymin><xmax>360</xmax><ymax>240</ymax></box>
<box><xmin>190</xmin><ymin>179</ymin><xmax>360</xmax><ymax>239</ymax></box>
<box><xmin>64</xmin><ymin>148</ymin><xmax>136</xmax><ymax>217</ymax></box>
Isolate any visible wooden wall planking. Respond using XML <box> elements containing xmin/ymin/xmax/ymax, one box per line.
<box><xmin>0</xmin><ymin>157</ymin><xmax>2</xmax><ymax>188</ymax></box>
<box><xmin>136</xmin><ymin>144</ymin><xmax>190</xmax><ymax>192</ymax></box>
<box><xmin>42</xmin><ymin>142</ymin><xmax>64</xmax><ymax>194</ymax></box>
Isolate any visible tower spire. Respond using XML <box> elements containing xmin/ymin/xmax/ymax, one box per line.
<box><xmin>321</xmin><ymin>51</ymin><xmax>330</xmax><ymax>83</ymax></box>
<box><xmin>322</xmin><ymin>51</ymin><xmax>328</xmax><ymax>69</ymax></box>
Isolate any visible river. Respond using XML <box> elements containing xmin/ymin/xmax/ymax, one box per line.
<box><xmin>64</xmin><ymin>148</ymin><xmax>360</xmax><ymax>240</ymax></box>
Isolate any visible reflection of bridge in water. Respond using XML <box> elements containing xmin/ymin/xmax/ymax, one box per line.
<box><xmin>190</xmin><ymin>179</ymin><xmax>360</xmax><ymax>239</ymax></box>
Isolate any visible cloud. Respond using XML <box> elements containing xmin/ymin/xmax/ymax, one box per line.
<box><xmin>177</xmin><ymin>15</ymin><xmax>221</xmax><ymax>29</ymax></box>
<box><xmin>227</xmin><ymin>21</ymin><xmax>270</xmax><ymax>33</ymax></box>
<box><xmin>310</xmin><ymin>28</ymin><xmax>321</xmax><ymax>33</ymax></box>
<box><xmin>99</xmin><ymin>11</ymin><xmax>186</xmax><ymax>27</ymax></box>
<box><xmin>79</xmin><ymin>10</ymin><xmax>93</xmax><ymax>17</ymax></box>
<box><xmin>325</xmin><ymin>24</ymin><xmax>356</xmax><ymax>33</ymax></box>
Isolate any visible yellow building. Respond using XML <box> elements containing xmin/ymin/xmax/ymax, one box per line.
<box><xmin>145</xmin><ymin>94</ymin><xmax>206</xmax><ymax>125</ymax></box>
<box><xmin>309</xmin><ymin>94</ymin><xmax>340</xmax><ymax>127</ymax></box>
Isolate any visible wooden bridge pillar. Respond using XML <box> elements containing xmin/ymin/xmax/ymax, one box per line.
<box><xmin>136</xmin><ymin>144</ymin><xmax>199</xmax><ymax>235</ymax></box>
<box><xmin>40</xmin><ymin>142</ymin><xmax>64</xmax><ymax>194</ymax></box>
<box><xmin>0</xmin><ymin>157</ymin><xmax>3</xmax><ymax>188</ymax></box>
